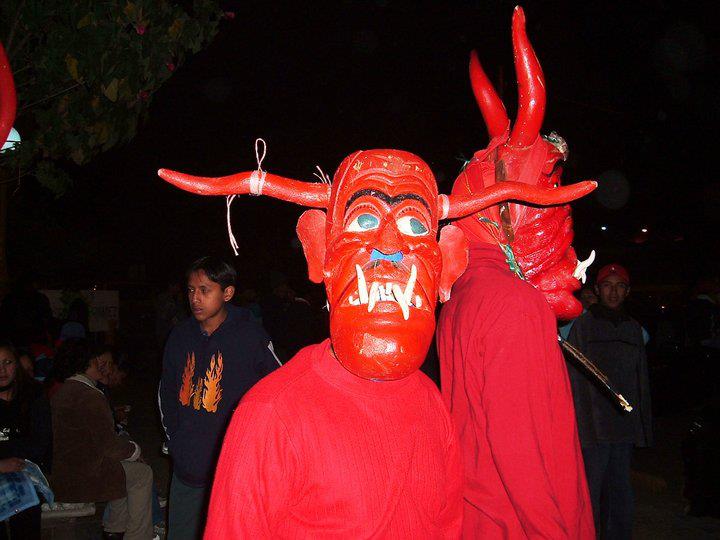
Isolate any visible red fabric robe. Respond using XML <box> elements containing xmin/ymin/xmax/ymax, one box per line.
<box><xmin>437</xmin><ymin>242</ymin><xmax>594</xmax><ymax>539</ymax></box>
<box><xmin>204</xmin><ymin>339</ymin><xmax>463</xmax><ymax>539</ymax></box>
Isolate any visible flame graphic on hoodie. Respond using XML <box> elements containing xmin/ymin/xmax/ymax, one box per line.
<box><xmin>178</xmin><ymin>351</ymin><xmax>223</xmax><ymax>413</ymax></box>
<box><xmin>192</xmin><ymin>380</ymin><xmax>203</xmax><ymax>410</ymax></box>
<box><xmin>178</xmin><ymin>352</ymin><xmax>195</xmax><ymax>406</ymax></box>
<box><xmin>201</xmin><ymin>353</ymin><xmax>223</xmax><ymax>413</ymax></box>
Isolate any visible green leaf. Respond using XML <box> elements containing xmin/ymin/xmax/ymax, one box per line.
<box><xmin>70</xmin><ymin>147</ymin><xmax>85</xmax><ymax>164</ymax></box>
<box><xmin>35</xmin><ymin>161</ymin><xmax>74</xmax><ymax>197</ymax></box>
<box><xmin>102</xmin><ymin>78</ymin><xmax>119</xmax><ymax>102</ymax></box>
<box><xmin>65</xmin><ymin>54</ymin><xmax>81</xmax><ymax>82</ymax></box>
<box><xmin>168</xmin><ymin>18</ymin><xmax>184</xmax><ymax>39</ymax></box>
<box><xmin>124</xmin><ymin>2</ymin><xmax>137</xmax><ymax>19</ymax></box>
<box><xmin>77</xmin><ymin>13</ymin><xmax>93</xmax><ymax>29</ymax></box>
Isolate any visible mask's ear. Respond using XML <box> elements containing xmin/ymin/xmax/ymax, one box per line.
<box><xmin>438</xmin><ymin>224</ymin><xmax>469</xmax><ymax>302</ymax></box>
<box><xmin>297</xmin><ymin>209</ymin><xmax>327</xmax><ymax>284</ymax></box>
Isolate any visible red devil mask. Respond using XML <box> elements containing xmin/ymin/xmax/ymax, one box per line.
<box><xmin>453</xmin><ymin>7</ymin><xmax>594</xmax><ymax>320</ymax></box>
<box><xmin>159</xmin><ymin>111</ymin><xmax>594</xmax><ymax>379</ymax></box>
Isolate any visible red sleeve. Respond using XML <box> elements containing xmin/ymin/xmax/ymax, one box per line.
<box><xmin>481</xmin><ymin>292</ymin><xmax>571</xmax><ymax>538</ymax></box>
<box><xmin>440</xmin><ymin>414</ymin><xmax>463</xmax><ymax>538</ymax></box>
<box><xmin>203</xmin><ymin>397</ymin><xmax>300</xmax><ymax>539</ymax></box>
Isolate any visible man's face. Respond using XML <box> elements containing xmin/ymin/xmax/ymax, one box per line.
<box><xmin>187</xmin><ymin>271</ymin><xmax>232</xmax><ymax>324</ymax></box>
<box><xmin>0</xmin><ymin>348</ymin><xmax>17</xmax><ymax>390</ymax></box>
<box><xmin>596</xmin><ymin>275</ymin><xmax>630</xmax><ymax>310</ymax></box>
<box><xmin>93</xmin><ymin>352</ymin><xmax>115</xmax><ymax>386</ymax></box>
<box><xmin>106</xmin><ymin>362</ymin><xmax>126</xmax><ymax>388</ymax></box>
<box><xmin>323</xmin><ymin>152</ymin><xmax>443</xmax><ymax>380</ymax></box>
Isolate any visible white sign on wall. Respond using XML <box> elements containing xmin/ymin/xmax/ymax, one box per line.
<box><xmin>43</xmin><ymin>289</ymin><xmax>119</xmax><ymax>333</ymax></box>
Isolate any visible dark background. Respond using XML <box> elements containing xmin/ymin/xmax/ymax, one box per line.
<box><xmin>8</xmin><ymin>0</ymin><xmax>719</xmax><ymax>307</ymax></box>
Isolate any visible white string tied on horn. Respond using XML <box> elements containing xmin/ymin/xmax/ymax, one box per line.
<box><xmin>248</xmin><ymin>138</ymin><xmax>267</xmax><ymax>195</ymax></box>
<box><xmin>438</xmin><ymin>194</ymin><xmax>450</xmax><ymax>220</ymax></box>
<box><xmin>226</xmin><ymin>194</ymin><xmax>240</xmax><ymax>256</ymax></box>
<box><xmin>226</xmin><ymin>138</ymin><xmax>268</xmax><ymax>256</ymax></box>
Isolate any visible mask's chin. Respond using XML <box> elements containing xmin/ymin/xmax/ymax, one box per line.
<box><xmin>329</xmin><ymin>305</ymin><xmax>434</xmax><ymax>381</ymax></box>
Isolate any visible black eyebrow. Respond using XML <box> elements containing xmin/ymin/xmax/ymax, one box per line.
<box><xmin>345</xmin><ymin>189</ymin><xmax>430</xmax><ymax>212</ymax></box>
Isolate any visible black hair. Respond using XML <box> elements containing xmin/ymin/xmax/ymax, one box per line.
<box><xmin>186</xmin><ymin>256</ymin><xmax>237</xmax><ymax>290</ymax></box>
<box><xmin>0</xmin><ymin>339</ymin><xmax>35</xmax><ymax>402</ymax></box>
<box><xmin>0</xmin><ymin>338</ymin><xmax>19</xmax><ymax>360</ymax></box>
<box><xmin>67</xmin><ymin>297</ymin><xmax>89</xmax><ymax>326</ymax></box>
<box><xmin>53</xmin><ymin>339</ymin><xmax>114</xmax><ymax>380</ymax></box>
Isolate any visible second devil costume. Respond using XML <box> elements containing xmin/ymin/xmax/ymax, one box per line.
<box><xmin>437</xmin><ymin>8</ymin><xmax>596</xmax><ymax>538</ymax></box>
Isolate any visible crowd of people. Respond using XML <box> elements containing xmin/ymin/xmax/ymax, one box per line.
<box><xmin>1</xmin><ymin>250</ymin><xmax>719</xmax><ymax>539</ymax></box>
<box><xmin>0</xmin><ymin>255</ymin><xmax>324</xmax><ymax>539</ymax></box>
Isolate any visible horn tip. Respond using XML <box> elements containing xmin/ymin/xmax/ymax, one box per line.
<box><xmin>577</xmin><ymin>180</ymin><xmax>598</xmax><ymax>196</ymax></box>
<box><xmin>512</xmin><ymin>6</ymin><xmax>527</xmax><ymax>30</ymax></box>
<box><xmin>157</xmin><ymin>168</ymin><xmax>179</xmax><ymax>182</ymax></box>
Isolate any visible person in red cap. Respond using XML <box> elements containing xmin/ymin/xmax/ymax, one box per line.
<box><xmin>567</xmin><ymin>263</ymin><xmax>653</xmax><ymax>540</ymax></box>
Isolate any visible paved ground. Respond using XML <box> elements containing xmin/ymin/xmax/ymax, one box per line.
<box><xmin>44</xmin><ymin>348</ymin><xmax>720</xmax><ymax>538</ymax></box>
<box><xmin>632</xmin><ymin>413</ymin><xmax>720</xmax><ymax>539</ymax></box>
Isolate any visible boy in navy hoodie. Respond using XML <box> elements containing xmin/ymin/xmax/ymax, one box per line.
<box><xmin>159</xmin><ymin>256</ymin><xmax>280</xmax><ymax>539</ymax></box>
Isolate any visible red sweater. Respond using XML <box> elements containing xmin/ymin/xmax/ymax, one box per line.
<box><xmin>204</xmin><ymin>339</ymin><xmax>462</xmax><ymax>539</ymax></box>
<box><xmin>437</xmin><ymin>243</ymin><xmax>594</xmax><ymax>539</ymax></box>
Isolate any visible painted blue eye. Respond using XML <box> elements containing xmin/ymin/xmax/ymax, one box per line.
<box><xmin>347</xmin><ymin>213</ymin><xmax>380</xmax><ymax>232</ymax></box>
<box><xmin>397</xmin><ymin>216</ymin><xmax>428</xmax><ymax>236</ymax></box>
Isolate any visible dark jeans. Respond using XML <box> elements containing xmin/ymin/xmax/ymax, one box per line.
<box><xmin>0</xmin><ymin>503</ymin><xmax>41</xmax><ymax>540</ymax></box>
<box><xmin>168</xmin><ymin>473</ymin><xmax>209</xmax><ymax>540</ymax></box>
<box><xmin>582</xmin><ymin>442</ymin><xmax>634</xmax><ymax>540</ymax></box>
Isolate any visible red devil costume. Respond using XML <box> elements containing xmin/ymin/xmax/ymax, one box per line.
<box><xmin>158</xmin><ymin>45</ymin><xmax>594</xmax><ymax>540</ymax></box>
<box><xmin>437</xmin><ymin>8</ymin><xmax>595</xmax><ymax>539</ymax></box>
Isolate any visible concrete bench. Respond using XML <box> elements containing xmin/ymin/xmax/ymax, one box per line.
<box><xmin>40</xmin><ymin>502</ymin><xmax>104</xmax><ymax>540</ymax></box>
<box><xmin>41</xmin><ymin>502</ymin><xmax>96</xmax><ymax>519</ymax></box>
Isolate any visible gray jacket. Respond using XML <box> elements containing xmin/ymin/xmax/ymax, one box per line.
<box><xmin>567</xmin><ymin>304</ymin><xmax>653</xmax><ymax>447</ymax></box>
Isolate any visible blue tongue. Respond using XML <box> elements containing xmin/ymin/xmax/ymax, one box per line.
<box><xmin>370</xmin><ymin>249</ymin><xmax>403</xmax><ymax>263</ymax></box>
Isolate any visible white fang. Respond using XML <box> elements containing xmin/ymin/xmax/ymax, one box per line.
<box><xmin>573</xmin><ymin>250</ymin><xmax>596</xmax><ymax>284</ymax></box>
<box><xmin>368</xmin><ymin>282</ymin><xmax>380</xmax><ymax>312</ymax></box>
<box><xmin>392</xmin><ymin>284</ymin><xmax>410</xmax><ymax>320</ymax></box>
<box><xmin>405</xmin><ymin>264</ymin><xmax>417</xmax><ymax>304</ymax></box>
<box><xmin>356</xmin><ymin>264</ymin><xmax>369</xmax><ymax>304</ymax></box>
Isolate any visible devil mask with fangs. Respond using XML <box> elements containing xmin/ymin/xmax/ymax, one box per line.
<box><xmin>159</xmin><ymin>156</ymin><xmax>593</xmax><ymax>381</ymax></box>
<box><xmin>453</xmin><ymin>7</ymin><xmax>595</xmax><ymax>320</ymax></box>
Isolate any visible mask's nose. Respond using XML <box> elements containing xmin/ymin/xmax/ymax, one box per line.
<box><xmin>370</xmin><ymin>249</ymin><xmax>403</xmax><ymax>263</ymax></box>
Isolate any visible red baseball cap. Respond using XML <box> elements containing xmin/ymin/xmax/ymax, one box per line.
<box><xmin>596</xmin><ymin>263</ymin><xmax>630</xmax><ymax>285</ymax></box>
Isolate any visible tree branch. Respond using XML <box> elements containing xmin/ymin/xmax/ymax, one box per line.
<box><xmin>19</xmin><ymin>82</ymin><xmax>83</xmax><ymax>112</ymax></box>
<box><xmin>5</xmin><ymin>0</ymin><xmax>27</xmax><ymax>54</ymax></box>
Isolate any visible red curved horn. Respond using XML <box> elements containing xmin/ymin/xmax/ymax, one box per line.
<box><xmin>0</xmin><ymin>42</ymin><xmax>17</xmax><ymax>150</ymax></box>
<box><xmin>158</xmin><ymin>168</ymin><xmax>331</xmax><ymax>208</ymax></box>
<box><xmin>445</xmin><ymin>180</ymin><xmax>596</xmax><ymax>219</ymax></box>
<box><xmin>469</xmin><ymin>50</ymin><xmax>509</xmax><ymax>139</ymax></box>
<box><xmin>508</xmin><ymin>6</ymin><xmax>546</xmax><ymax>149</ymax></box>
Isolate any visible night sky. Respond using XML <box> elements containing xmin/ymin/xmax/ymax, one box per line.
<box><xmin>8</xmin><ymin>0</ymin><xmax>719</xmax><ymax>305</ymax></box>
